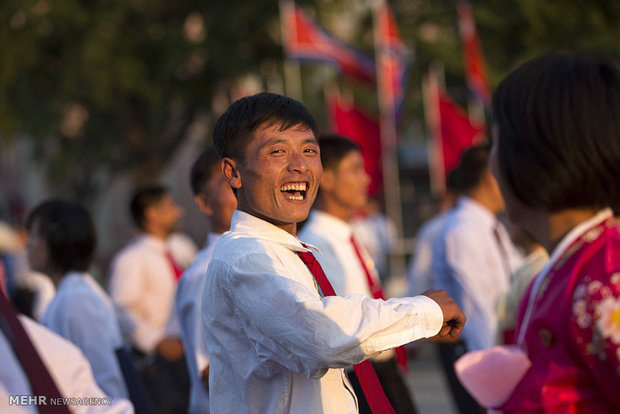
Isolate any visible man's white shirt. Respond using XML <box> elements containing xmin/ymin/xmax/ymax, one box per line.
<box><xmin>431</xmin><ymin>197</ymin><xmax>523</xmax><ymax>350</ymax></box>
<box><xmin>108</xmin><ymin>235</ymin><xmax>179</xmax><ymax>354</ymax></box>
<box><xmin>202</xmin><ymin>210</ymin><xmax>443</xmax><ymax>413</ymax></box>
<box><xmin>0</xmin><ymin>316</ymin><xmax>133</xmax><ymax>414</ymax></box>
<box><xmin>41</xmin><ymin>273</ymin><xmax>128</xmax><ymax>400</ymax></box>
<box><xmin>175</xmin><ymin>233</ymin><xmax>220</xmax><ymax>414</ymax></box>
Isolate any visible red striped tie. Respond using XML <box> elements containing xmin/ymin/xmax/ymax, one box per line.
<box><xmin>0</xmin><ymin>291</ymin><xmax>71</xmax><ymax>413</ymax></box>
<box><xmin>350</xmin><ymin>235</ymin><xmax>409</xmax><ymax>373</ymax></box>
<box><xmin>297</xmin><ymin>248</ymin><xmax>396</xmax><ymax>414</ymax></box>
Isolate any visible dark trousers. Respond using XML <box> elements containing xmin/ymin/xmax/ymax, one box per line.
<box><xmin>134</xmin><ymin>350</ymin><xmax>190</xmax><ymax>414</ymax></box>
<box><xmin>348</xmin><ymin>356</ymin><xmax>417</xmax><ymax>414</ymax></box>
<box><xmin>436</xmin><ymin>341</ymin><xmax>484</xmax><ymax>414</ymax></box>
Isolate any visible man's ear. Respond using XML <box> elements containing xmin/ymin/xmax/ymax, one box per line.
<box><xmin>222</xmin><ymin>157</ymin><xmax>242</xmax><ymax>190</ymax></box>
<box><xmin>194</xmin><ymin>194</ymin><xmax>214</xmax><ymax>216</ymax></box>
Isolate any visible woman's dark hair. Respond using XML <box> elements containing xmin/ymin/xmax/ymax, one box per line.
<box><xmin>492</xmin><ymin>52</ymin><xmax>620</xmax><ymax>212</ymax></box>
<box><xmin>25</xmin><ymin>199</ymin><xmax>96</xmax><ymax>274</ymax></box>
<box><xmin>213</xmin><ymin>92</ymin><xmax>319</xmax><ymax>162</ymax></box>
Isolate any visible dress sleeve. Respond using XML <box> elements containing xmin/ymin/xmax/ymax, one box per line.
<box><xmin>569</xmin><ymin>271</ymin><xmax>620</xmax><ymax>409</ymax></box>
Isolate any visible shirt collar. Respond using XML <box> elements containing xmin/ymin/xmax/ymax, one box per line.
<box><xmin>206</xmin><ymin>232</ymin><xmax>221</xmax><ymax>247</ymax></box>
<box><xmin>456</xmin><ymin>196</ymin><xmax>498</xmax><ymax>228</ymax></box>
<box><xmin>306</xmin><ymin>210</ymin><xmax>353</xmax><ymax>239</ymax></box>
<box><xmin>137</xmin><ymin>233</ymin><xmax>168</xmax><ymax>252</ymax></box>
<box><xmin>229</xmin><ymin>210</ymin><xmax>317</xmax><ymax>253</ymax></box>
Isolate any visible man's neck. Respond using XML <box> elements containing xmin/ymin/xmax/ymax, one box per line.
<box><xmin>315</xmin><ymin>198</ymin><xmax>353</xmax><ymax>223</ymax></box>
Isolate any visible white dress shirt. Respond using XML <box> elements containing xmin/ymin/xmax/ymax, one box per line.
<box><xmin>407</xmin><ymin>212</ymin><xmax>449</xmax><ymax>296</ymax></box>
<box><xmin>108</xmin><ymin>234</ymin><xmax>178</xmax><ymax>354</ymax></box>
<box><xmin>41</xmin><ymin>273</ymin><xmax>128</xmax><ymax>400</ymax></box>
<box><xmin>202</xmin><ymin>210</ymin><xmax>443</xmax><ymax>414</ymax></box>
<box><xmin>0</xmin><ymin>316</ymin><xmax>133</xmax><ymax>414</ymax></box>
<box><xmin>431</xmin><ymin>197</ymin><xmax>523</xmax><ymax>351</ymax></box>
<box><xmin>299</xmin><ymin>211</ymin><xmax>377</xmax><ymax>297</ymax></box>
<box><xmin>175</xmin><ymin>233</ymin><xmax>220</xmax><ymax>414</ymax></box>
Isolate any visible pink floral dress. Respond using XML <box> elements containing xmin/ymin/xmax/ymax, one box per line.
<box><xmin>499</xmin><ymin>213</ymin><xmax>620</xmax><ymax>413</ymax></box>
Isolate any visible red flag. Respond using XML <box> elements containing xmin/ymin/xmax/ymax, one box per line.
<box><xmin>327</xmin><ymin>95</ymin><xmax>383</xmax><ymax>197</ymax></box>
<box><xmin>281</xmin><ymin>2</ymin><xmax>376</xmax><ymax>84</ymax></box>
<box><xmin>438</xmin><ymin>91</ymin><xmax>485</xmax><ymax>175</ymax></box>
<box><xmin>375</xmin><ymin>2</ymin><xmax>409</xmax><ymax>121</ymax></box>
<box><xmin>457</xmin><ymin>0</ymin><xmax>491</xmax><ymax>106</ymax></box>
<box><xmin>424</xmin><ymin>68</ymin><xmax>485</xmax><ymax>194</ymax></box>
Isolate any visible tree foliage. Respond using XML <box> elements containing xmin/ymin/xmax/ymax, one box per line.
<box><xmin>1</xmin><ymin>0</ymin><xmax>619</xmax><ymax>201</ymax></box>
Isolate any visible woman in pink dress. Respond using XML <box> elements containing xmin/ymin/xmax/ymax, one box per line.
<box><xmin>489</xmin><ymin>52</ymin><xmax>620</xmax><ymax>413</ymax></box>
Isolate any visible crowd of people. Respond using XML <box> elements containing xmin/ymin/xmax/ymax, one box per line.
<box><xmin>0</xmin><ymin>50</ymin><xmax>619</xmax><ymax>414</ymax></box>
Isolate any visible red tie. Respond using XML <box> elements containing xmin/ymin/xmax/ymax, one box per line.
<box><xmin>296</xmin><ymin>248</ymin><xmax>396</xmax><ymax>414</ymax></box>
<box><xmin>0</xmin><ymin>291</ymin><xmax>71</xmax><ymax>413</ymax></box>
<box><xmin>165</xmin><ymin>250</ymin><xmax>183</xmax><ymax>281</ymax></box>
<box><xmin>350</xmin><ymin>236</ymin><xmax>409</xmax><ymax>373</ymax></box>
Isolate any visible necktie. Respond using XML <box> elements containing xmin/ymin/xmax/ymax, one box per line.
<box><xmin>0</xmin><ymin>291</ymin><xmax>71</xmax><ymax>414</ymax></box>
<box><xmin>350</xmin><ymin>236</ymin><xmax>409</xmax><ymax>373</ymax></box>
<box><xmin>165</xmin><ymin>250</ymin><xmax>183</xmax><ymax>281</ymax></box>
<box><xmin>296</xmin><ymin>248</ymin><xmax>396</xmax><ymax>414</ymax></box>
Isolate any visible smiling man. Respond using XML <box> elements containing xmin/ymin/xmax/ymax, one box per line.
<box><xmin>202</xmin><ymin>92</ymin><xmax>465</xmax><ymax>414</ymax></box>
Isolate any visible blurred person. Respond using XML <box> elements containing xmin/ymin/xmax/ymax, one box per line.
<box><xmin>26</xmin><ymin>200</ymin><xmax>129</xmax><ymax>401</ymax></box>
<box><xmin>430</xmin><ymin>143</ymin><xmax>523</xmax><ymax>414</ymax></box>
<box><xmin>174</xmin><ymin>147</ymin><xmax>236</xmax><ymax>414</ymax></box>
<box><xmin>496</xmin><ymin>221</ymin><xmax>548</xmax><ymax>345</ymax></box>
<box><xmin>202</xmin><ymin>92</ymin><xmax>465</xmax><ymax>413</ymax></box>
<box><xmin>299</xmin><ymin>135</ymin><xmax>417</xmax><ymax>413</ymax></box>
<box><xmin>481</xmin><ymin>51</ymin><xmax>620</xmax><ymax>413</ymax></box>
<box><xmin>108</xmin><ymin>186</ymin><xmax>189</xmax><ymax>414</ymax></box>
<box><xmin>406</xmin><ymin>166</ymin><xmax>464</xmax><ymax>297</ymax></box>
<box><xmin>0</xmin><ymin>278</ymin><xmax>133</xmax><ymax>413</ymax></box>
<box><xmin>351</xmin><ymin>195</ymin><xmax>397</xmax><ymax>283</ymax></box>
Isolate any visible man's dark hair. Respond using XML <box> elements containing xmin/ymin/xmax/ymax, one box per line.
<box><xmin>492</xmin><ymin>51</ymin><xmax>620</xmax><ymax>211</ymax></box>
<box><xmin>130</xmin><ymin>185</ymin><xmax>168</xmax><ymax>229</ymax></box>
<box><xmin>190</xmin><ymin>147</ymin><xmax>221</xmax><ymax>196</ymax></box>
<box><xmin>318</xmin><ymin>135</ymin><xmax>361</xmax><ymax>171</ymax></box>
<box><xmin>26</xmin><ymin>199</ymin><xmax>96</xmax><ymax>274</ymax></box>
<box><xmin>213</xmin><ymin>92</ymin><xmax>319</xmax><ymax>161</ymax></box>
<box><xmin>448</xmin><ymin>143</ymin><xmax>491</xmax><ymax>195</ymax></box>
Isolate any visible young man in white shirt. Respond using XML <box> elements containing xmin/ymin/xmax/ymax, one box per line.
<box><xmin>108</xmin><ymin>186</ymin><xmax>189</xmax><ymax>412</ymax></box>
<box><xmin>430</xmin><ymin>143</ymin><xmax>523</xmax><ymax>413</ymax></box>
<box><xmin>175</xmin><ymin>147</ymin><xmax>237</xmax><ymax>414</ymax></box>
<box><xmin>202</xmin><ymin>92</ymin><xmax>465</xmax><ymax>413</ymax></box>
<box><xmin>299</xmin><ymin>135</ymin><xmax>417</xmax><ymax>413</ymax></box>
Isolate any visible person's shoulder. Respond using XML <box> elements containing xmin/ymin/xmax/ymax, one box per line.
<box><xmin>211</xmin><ymin>231</ymin><xmax>270</xmax><ymax>265</ymax></box>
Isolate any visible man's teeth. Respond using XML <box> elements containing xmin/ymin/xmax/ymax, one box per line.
<box><xmin>280</xmin><ymin>183</ymin><xmax>307</xmax><ymax>192</ymax></box>
<box><xmin>287</xmin><ymin>195</ymin><xmax>304</xmax><ymax>201</ymax></box>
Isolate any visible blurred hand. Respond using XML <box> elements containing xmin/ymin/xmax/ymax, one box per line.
<box><xmin>423</xmin><ymin>289</ymin><xmax>466</xmax><ymax>340</ymax></box>
<box><xmin>156</xmin><ymin>337</ymin><xmax>184</xmax><ymax>361</ymax></box>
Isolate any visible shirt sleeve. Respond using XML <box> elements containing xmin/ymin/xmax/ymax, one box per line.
<box><xmin>216</xmin><ymin>252</ymin><xmax>442</xmax><ymax>378</ymax></box>
<box><xmin>569</xmin><ymin>272</ymin><xmax>620</xmax><ymax>409</ymax></box>
<box><xmin>108</xmin><ymin>253</ymin><xmax>165</xmax><ymax>353</ymax></box>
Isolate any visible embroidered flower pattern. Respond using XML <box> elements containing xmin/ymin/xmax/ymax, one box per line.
<box><xmin>596</xmin><ymin>296</ymin><xmax>620</xmax><ymax>344</ymax></box>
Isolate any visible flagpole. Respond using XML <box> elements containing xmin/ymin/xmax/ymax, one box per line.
<box><xmin>423</xmin><ymin>63</ymin><xmax>445</xmax><ymax>196</ymax></box>
<box><xmin>279</xmin><ymin>0</ymin><xmax>303</xmax><ymax>101</ymax></box>
<box><xmin>372</xmin><ymin>0</ymin><xmax>406</xmax><ymax>283</ymax></box>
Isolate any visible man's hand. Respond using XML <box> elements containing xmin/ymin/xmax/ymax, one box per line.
<box><xmin>423</xmin><ymin>289</ymin><xmax>466</xmax><ymax>340</ymax></box>
<box><xmin>156</xmin><ymin>337</ymin><xmax>185</xmax><ymax>361</ymax></box>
